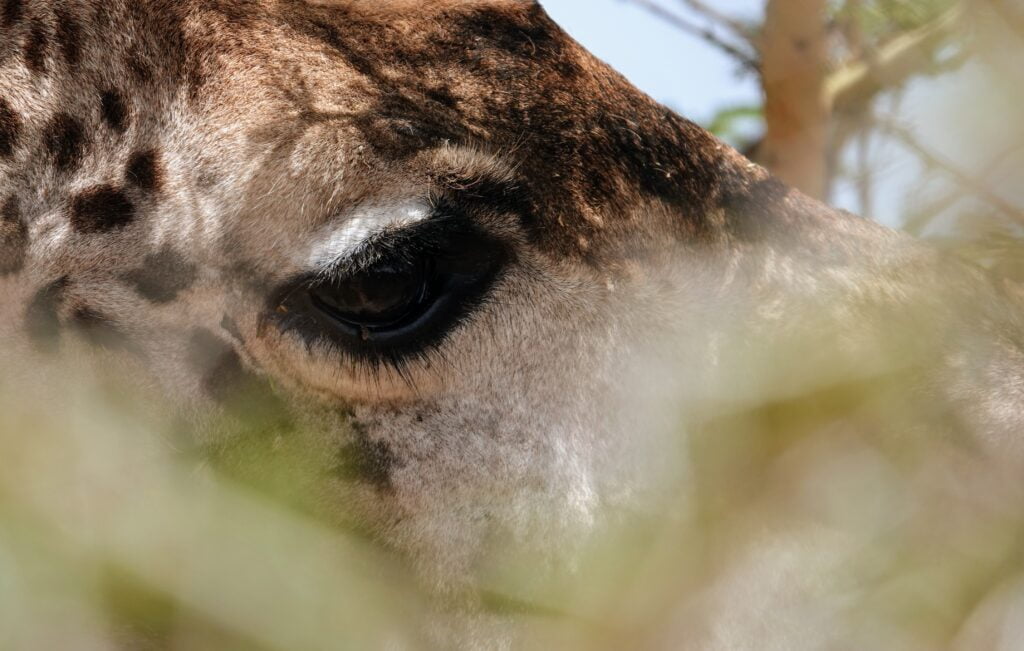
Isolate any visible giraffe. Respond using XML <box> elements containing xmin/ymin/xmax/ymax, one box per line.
<box><xmin>1</xmin><ymin>0</ymin><xmax>1023</xmax><ymax>647</ymax></box>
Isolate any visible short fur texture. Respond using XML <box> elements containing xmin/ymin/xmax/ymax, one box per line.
<box><xmin>1</xmin><ymin>0</ymin><xmax>1022</xmax><ymax>647</ymax></box>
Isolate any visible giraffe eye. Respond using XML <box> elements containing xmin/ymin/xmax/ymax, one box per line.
<box><xmin>271</xmin><ymin>215</ymin><xmax>511</xmax><ymax>360</ymax></box>
<box><xmin>308</xmin><ymin>258</ymin><xmax>434</xmax><ymax>333</ymax></box>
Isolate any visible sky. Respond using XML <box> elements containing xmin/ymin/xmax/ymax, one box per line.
<box><xmin>539</xmin><ymin>0</ymin><xmax>762</xmax><ymax>123</ymax></box>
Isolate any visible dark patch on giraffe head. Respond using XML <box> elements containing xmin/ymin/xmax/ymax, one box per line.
<box><xmin>0</xmin><ymin>196</ymin><xmax>28</xmax><ymax>275</ymax></box>
<box><xmin>25</xmin><ymin>276</ymin><xmax>68</xmax><ymax>353</ymax></box>
<box><xmin>274</xmin><ymin>1</ymin><xmax>726</xmax><ymax>261</ymax></box>
<box><xmin>447</xmin><ymin>3</ymin><xmax>568</xmax><ymax>62</ymax></box>
<box><xmin>335</xmin><ymin>422</ymin><xmax>399</xmax><ymax>491</ymax></box>
<box><xmin>122</xmin><ymin>246</ymin><xmax>197</xmax><ymax>304</ymax></box>
<box><xmin>70</xmin><ymin>186</ymin><xmax>135</xmax><ymax>233</ymax></box>
<box><xmin>125</xmin><ymin>149</ymin><xmax>164</xmax><ymax>192</ymax></box>
<box><xmin>351</xmin><ymin>93</ymin><xmax>469</xmax><ymax>161</ymax></box>
<box><xmin>128</xmin><ymin>57</ymin><xmax>154</xmax><ymax>85</ymax></box>
<box><xmin>284</xmin><ymin>9</ymin><xmax>471</xmax><ymax>160</ymax></box>
<box><xmin>721</xmin><ymin>176</ymin><xmax>794</xmax><ymax>242</ymax></box>
<box><xmin>2</xmin><ymin>0</ymin><xmax>23</xmax><ymax>27</ymax></box>
<box><xmin>0</xmin><ymin>97</ymin><xmax>20</xmax><ymax>157</ymax></box>
<box><xmin>579</xmin><ymin>109</ymin><xmax>722</xmax><ymax>221</ymax></box>
<box><xmin>23</xmin><ymin>20</ymin><xmax>49</xmax><ymax>73</ymax></box>
<box><xmin>44</xmin><ymin>113</ymin><xmax>86</xmax><ymax>172</ymax></box>
<box><xmin>54</xmin><ymin>7</ymin><xmax>83</xmax><ymax>67</ymax></box>
<box><xmin>101</xmin><ymin>90</ymin><xmax>129</xmax><ymax>133</ymax></box>
<box><xmin>69</xmin><ymin>306</ymin><xmax>135</xmax><ymax>352</ymax></box>
<box><xmin>187</xmin><ymin>328</ymin><xmax>242</xmax><ymax>402</ymax></box>
<box><xmin>202</xmin><ymin>346</ymin><xmax>251</xmax><ymax>406</ymax></box>
<box><xmin>186</xmin><ymin>328</ymin><xmax>291</xmax><ymax>430</ymax></box>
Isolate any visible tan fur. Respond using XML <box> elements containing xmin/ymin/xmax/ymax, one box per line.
<box><xmin>1</xmin><ymin>1</ymin><xmax>1023</xmax><ymax>647</ymax></box>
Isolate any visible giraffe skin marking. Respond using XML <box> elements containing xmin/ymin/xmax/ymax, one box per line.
<box><xmin>186</xmin><ymin>328</ymin><xmax>289</xmax><ymax>423</ymax></box>
<box><xmin>122</xmin><ymin>246</ymin><xmax>197</xmax><ymax>304</ymax></box>
<box><xmin>0</xmin><ymin>97</ymin><xmax>19</xmax><ymax>156</ymax></box>
<box><xmin>126</xmin><ymin>149</ymin><xmax>164</xmax><ymax>192</ymax></box>
<box><xmin>43</xmin><ymin>112</ymin><xmax>86</xmax><ymax>172</ymax></box>
<box><xmin>24</xmin><ymin>276</ymin><xmax>68</xmax><ymax>353</ymax></box>
<box><xmin>335</xmin><ymin>424</ymin><xmax>399</xmax><ymax>492</ymax></box>
<box><xmin>23</xmin><ymin>20</ymin><xmax>49</xmax><ymax>74</ymax></box>
<box><xmin>1</xmin><ymin>0</ymin><xmax>23</xmax><ymax>27</ymax></box>
<box><xmin>0</xmin><ymin>196</ymin><xmax>27</xmax><ymax>275</ymax></box>
<box><xmin>54</xmin><ymin>7</ymin><xmax>83</xmax><ymax>67</ymax></box>
<box><xmin>100</xmin><ymin>90</ymin><xmax>129</xmax><ymax>133</ymax></box>
<box><xmin>69</xmin><ymin>185</ymin><xmax>135</xmax><ymax>233</ymax></box>
<box><xmin>186</xmin><ymin>328</ymin><xmax>242</xmax><ymax>402</ymax></box>
<box><xmin>69</xmin><ymin>306</ymin><xmax>131</xmax><ymax>352</ymax></box>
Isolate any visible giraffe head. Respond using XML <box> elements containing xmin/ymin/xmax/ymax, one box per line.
<box><xmin>3</xmin><ymin>1</ymin><xmax>1023</xmax><ymax>633</ymax></box>
<box><xmin>1</xmin><ymin>0</ymin><xmax>755</xmax><ymax>579</ymax></box>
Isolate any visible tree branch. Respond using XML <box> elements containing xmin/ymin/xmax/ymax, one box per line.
<box><xmin>673</xmin><ymin>0</ymin><xmax>756</xmax><ymax>46</ymax></box>
<box><xmin>878</xmin><ymin>121</ymin><xmax>1024</xmax><ymax>226</ymax></box>
<box><xmin>760</xmin><ymin>0</ymin><xmax>830</xmax><ymax>198</ymax></box>
<box><xmin>827</xmin><ymin>5</ymin><xmax>964</xmax><ymax>114</ymax></box>
<box><xmin>620</xmin><ymin>0</ymin><xmax>760</xmax><ymax>72</ymax></box>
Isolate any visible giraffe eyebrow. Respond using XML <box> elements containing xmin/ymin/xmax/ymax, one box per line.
<box><xmin>304</xmin><ymin>200</ymin><xmax>431</xmax><ymax>273</ymax></box>
<box><xmin>305</xmin><ymin>171</ymin><xmax>528</xmax><ymax>280</ymax></box>
<box><xmin>314</xmin><ymin>206</ymin><xmax>482</xmax><ymax>282</ymax></box>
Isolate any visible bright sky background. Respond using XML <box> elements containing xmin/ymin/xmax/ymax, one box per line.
<box><xmin>540</xmin><ymin>0</ymin><xmax>762</xmax><ymax>123</ymax></box>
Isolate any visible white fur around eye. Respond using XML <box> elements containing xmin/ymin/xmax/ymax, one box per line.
<box><xmin>304</xmin><ymin>200</ymin><xmax>430</xmax><ymax>271</ymax></box>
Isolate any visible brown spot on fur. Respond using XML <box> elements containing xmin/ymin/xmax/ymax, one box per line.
<box><xmin>1</xmin><ymin>0</ymin><xmax>23</xmax><ymax>27</ymax></box>
<box><xmin>285</xmin><ymin>9</ymin><xmax>471</xmax><ymax>159</ymax></box>
<box><xmin>128</xmin><ymin>57</ymin><xmax>154</xmax><ymax>84</ymax></box>
<box><xmin>0</xmin><ymin>97</ymin><xmax>20</xmax><ymax>157</ymax></box>
<box><xmin>126</xmin><ymin>149</ymin><xmax>163</xmax><ymax>192</ymax></box>
<box><xmin>44</xmin><ymin>113</ymin><xmax>86</xmax><ymax>171</ymax></box>
<box><xmin>70</xmin><ymin>306</ymin><xmax>132</xmax><ymax>351</ymax></box>
<box><xmin>0</xmin><ymin>196</ymin><xmax>28</xmax><ymax>275</ymax></box>
<box><xmin>25</xmin><ymin>276</ymin><xmax>68</xmax><ymax>352</ymax></box>
<box><xmin>721</xmin><ymin>176</ymin><xmax>793</xmax><ymax>242</ymax></box>
<box><xmin>186</xmin><ymin>329</ymin><xmax>289</xmax><ymax>427</ymax></box>
<box><xmin>55</xmin><ymin>7</ymin><xmax>83</xmax><ymax>67</ymax></box>
<box><xmin>449</xmin><ymin>4</ymin><xmax>570</xmax><ymax>62</ymax></box>
<box><xmin>23</xmin><ymin>20</ymin><xmax>49</xmax><ymax>73</ymax></box>
<box><xmin>70</xmin><ymin>186</ymin><xmax>135</xmax><ymax>233</ymax></box>
<box><xmin>122</xmin><ymin>246</ymin><xmax>197</xmax><ymax>303</ymax></box>
<box><xmin>187</xmin><ymin>329</ymin><xmax>227</xmax><ymax>373</ymax></box>
<box><xmin>335</xmin><ymin>422</ymin><xmax>398</xmax><ymax>490</ymax></box>
<box><xmin>202</xmin><ymin>347</ymin><xmax>249</xmax><ymax>404</ymax></box>
<box><xmin>100</xmin><ymin>90</ymin><xmax>129</xmax><ymax>133</ymax></box>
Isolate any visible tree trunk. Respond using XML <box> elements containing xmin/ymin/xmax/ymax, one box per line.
<box><xmin>760</xmin><ymin>0</ymin><xmax>830</xmax><ymax>199</ymax></box>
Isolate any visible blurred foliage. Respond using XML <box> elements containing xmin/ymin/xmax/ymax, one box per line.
<box><xmin>698</xmin><ymin>0</ymin><xmax>1024</xmax><ymax>283</ymax></box>
<box><xmin>705</xmin><ymin>104</ymin><xmax>764</xmax><ymax>150</ymax></box>
<box><xmin>833</xmin><ymin>0</ymin><xmax>958</xmax><ymax>46</ymax></box>
<box><xmin>5</xmin><ymin>308</ymin><xmax>1024</xmax><ymax>648</ymax></box>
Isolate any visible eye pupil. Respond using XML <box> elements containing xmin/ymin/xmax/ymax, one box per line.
<box><xmin>275</xmin><ymin>217</ymin><xmax>510</xmax><ymax>356</ymax></box>
<box><xmin>310</xmin><ymin>263</ymin><xmax>430</xmax><ymax>330</ymax></box>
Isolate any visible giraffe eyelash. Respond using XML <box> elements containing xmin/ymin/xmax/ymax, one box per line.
<box><xmin>267</xmin><ymin>212</ymin><xmax>512</xmax><ymax>373</ymax></box>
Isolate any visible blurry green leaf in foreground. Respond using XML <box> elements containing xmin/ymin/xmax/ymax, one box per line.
<box><xmin>0</xmin><ymin>369</ymin><xmax>423</xmax><ymax>651</ymax></box>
